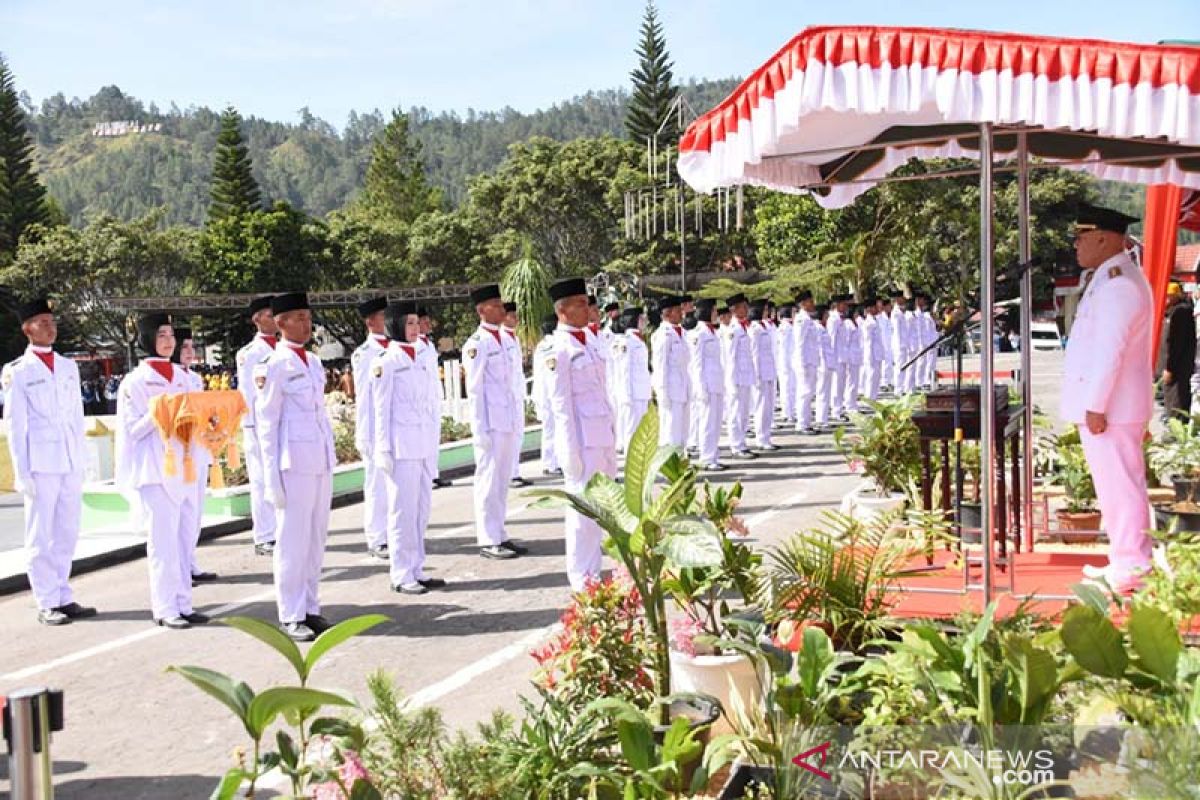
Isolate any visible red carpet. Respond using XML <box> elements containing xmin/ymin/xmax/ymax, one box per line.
<box><xmin>886</xmin><ymin>549</ymin><xmax>1108</xmax><ymax>620</ymax></box>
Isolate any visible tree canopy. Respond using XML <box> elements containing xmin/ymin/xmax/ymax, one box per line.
<box><xmin>0</xmin><ymin>56</ymin><xmax>50</xmax><ymax>263</ymax></box>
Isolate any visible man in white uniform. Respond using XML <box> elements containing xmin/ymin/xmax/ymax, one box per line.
<box><xmin>235</xmin><ymin>296</ymin><xmax>278</xmax><ymax>555</ymax></box>
<box><xmin>530</xmin><ymin>315</ymin><xmax>562</xmax><ymax>475</ymax></box>
<box><xmin>860</xmin><ymin>298</ymin><xmax>885</xmax><ymax>402</ymax></box>
<box><xmin>792</xmin><ymin>291</ymin><xmax>821</xmax><ymax>435</ymax></box>
<box><xmin>611</xmin><ymin>307</ymin><xmax>651</xmax><ymax>453</ymax></box>
<box><xmin>748</xmin><ymin>299</ymin><xmax>779</xmax><ymax>451</ymax></box>
<box><xmin>544</xmin><ymin>277</ymin><xmax>617</xmax><ymax>590</ymax></box>
<box><xmin>1061</xmin><ymin>205</ymin><xmax>1155</xmax><ymax>593</ymax></box>
<box><xmin>255</xmin><ymin>292</ymin><xmax>337</xmax><ymax>642</ymax></box>
<box><xmin>369</xmin><ymin>301</ymin><xmax>447</xmax><ymax>596</ymax></box>
<box><xmin>826</xmin><ymin>295</ymin><xmax>849</xmax><ymax>420</ymax></box>
<box><xmin>889</xmin><ymin>290</ymin><xmax>914</xmax><ymax>395</ymax></box>
<box><xmin>461</xmin><ymin>284</ymin><xmax>528</xmax><ymax>561</ymax></box>
<box><xmin>418</xmin><ymin>306</ymin><xmax>453</xmax><ymax>489</ymax></box>
<box><xmin>776</xmin><ymin>305</ymin><xmax>797</xmax><ymax>424</ymax></box>
<box><xmin>877</xmin><ymin>296</ymin><xmax>895</xmax><ymax>392</ymax></box>
<box><xmin>117</xmin><ymin>313</ymin><xmax>205</xmax><ymax>629</ymax></box>
<box><xmin>350</xmin><ymin>296</ymin><xmax>389</xmax><ymax>559</ymax></box>
<box><xmin>688</xmin><ymin>298</ymin><xmax>727</xmax><ymax>471</ymax></box>
<box><xmin>651</xmin><ymin>295</ymin><xmax>691</xmax><ymax>449</ymax></box>
<box><xmin>915</xmin><ymin>292</ymin><xmax>939</xmax><ymax>389</ymax></box>
<box><xmin>5</xmin><ymin>298</ymin><xmax>95</xmax><ymax>626</ymax></box>
<box><xmin>501</xmin><ymin>301</ymin><xmax>531</xmax><ymax>488</ymax></box>
<box><xmin>842</xmin><ymin>303</ymin><xmax>863</xmax><ymax>416</ymax></box>
<box><xmin>813</xmin><ymin>305</ymin><xmax>835</xmax><ymax>429</ymax></box>
<box><xmin>722</xmin><ymin>293</ymin><xmax>756</xmax><ymax>460</ymax></box>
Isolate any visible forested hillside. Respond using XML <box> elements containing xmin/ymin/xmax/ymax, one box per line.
<box><xmin>24</xmin><ymin>78</ymin><xmax>742</xmax><ymax>226</ymax></box>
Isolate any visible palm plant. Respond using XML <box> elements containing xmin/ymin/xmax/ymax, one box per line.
<box><xmin>500</xmin><ymin>242</ymin><xmax>555</xmax><ymax>350</ymax></box>
<box><xmin>526</xmin><ymin>408</ymin><xmax>725</xmax><ymax>726</ymax></box>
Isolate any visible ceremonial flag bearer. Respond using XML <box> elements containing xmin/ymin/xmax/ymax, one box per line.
<box><xmin>236</xmin><ymin>296</ymin><xmax>279</xmax><ymax>555</ymax></box>
<box><xmin>172</xmin><ymin>327</ymin><xmax>217</xmax><ymax>585</ymax></box>
<box><xmin>5</xmin><ymin>298</ymin><xmax>95</xmax><ymax>626</ymax></box>
<box><xmin>255</xmin><ymin>292</ymin><xmax>337</xmax><ymax>642</ymax></box>
<box><xmin>351</xmin><ymin>296</ymin><xmax>390</xmax><ymax>559</ymax></box>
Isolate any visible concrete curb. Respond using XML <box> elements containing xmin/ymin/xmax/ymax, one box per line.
<box><xmin>0</xmin><ymin>443</ymin><xmax>543</xmax><ymax>597</ymax></box>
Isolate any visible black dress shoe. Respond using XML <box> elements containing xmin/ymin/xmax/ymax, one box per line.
<box><xmin>156</xmin><ymin>616</ymin><xmax>191</xmax><ymax>630</ymax></box>
<box><xmin>480</xmin><ymin>545</ymin><xmax>518</xmax><ymax>560</ymax></box>
<box><xmin>283</xmin><ymin>621</ymin><xmax>315</xmax><ymax>642</ymax></box>
<box><xmin>394</xmin><ymin>582</ymin><xmax>428</xmax><ymax>595</ymax></box>
<box><xmin>732</xmin><ymin>450</ymin><xmax>758</xmax><ymax>460</ymax></box>
<box><xmin>55</xmin><ymin>601</ymin><xmax>97</xmax><ymax>619</ymax></box>
<box><xmin>38</xmin><ymin>608</ymin><xmax>70</xmax><ymax>626</ymax></box>
<box><xmin>368</xmin><ymin>545</ymin><xmax>389</xmax><ymax>560</ymax></box>
<box><xmin>182</xmin><ymin>612</ymin><xmax>210</xmax><ymax>625</ymax></box>
<box><xmin>417</xmin><ymin>577</ymin><xmax>447</xmax><ymax>589</ymax></box>
<box><xmin>542</xmin><ymin>468</ymin><xmax>563</xmax><ymax>476</ymax></box>
<box><xmin>500</xmin><ymin>540</ymin><xmax>529</xmax><ymax>555</ymax></box>
<box><xmin>191</xmin><ymin>571</ymin><xmax>218</xmax><ymax>583</ymax></box>
<box><xmin>755</xmin><ymin>444</ymin><xmax>782</xmax><ymax>452</ymax></box>
<box><xmin>305</xmin><ymin>614</ymin><xmax>333</xmax><ymax>634</ymax></box>
<box><xmin>702</xmin><ymin>463</ymin><xmax>729</xmax><ymax>472</ymax></box>
<box><xmin>510</xmin><ymin>477</ymin><xmax>532</xmax><ymax>488</ymax></box>
<box><xmin>254</xmin><ymin>541</ymin><xmax>276</xmax><ymax>556</ymax></box>
<box><xmin>433</xmin><ymin>477</ymin><xmax>453</xmax><ymax>488</ymax></box>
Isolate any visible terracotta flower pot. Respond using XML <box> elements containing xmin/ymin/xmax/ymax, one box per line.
<box><xmin>1055</xmin><ymin>509</ymin><xmax>1102</xmax><ymax>544</ymax></box>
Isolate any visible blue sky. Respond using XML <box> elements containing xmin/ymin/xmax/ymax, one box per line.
<box><xmin>3</xmin><ymin>0</ymin><xmax>1198</xmax><ymax>127</ymax></box>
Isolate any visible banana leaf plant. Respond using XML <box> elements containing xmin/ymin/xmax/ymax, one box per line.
<box><xmin>527</xmin><ymin>406</ymin><xmax>724</xmax><ymax>726</ymax></box>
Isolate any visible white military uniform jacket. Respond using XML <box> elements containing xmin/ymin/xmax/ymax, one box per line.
<box><xmin>687</xmin><ymin>323</ymin><xmax>725</xmax><ymax>397</ymax></box>
<box><xmin>462</xmin><ymin>323</ymin><xmax>522</xmax><ymax>434</ymax></box>
<box><xmin>722</xmin><ymin>319</ymin><xmax>756</xmax><ymax>390</ymax></box>
<box><xmin>236</xmin><ymin>334</ymin><xmax>276</xmax><ymax>435</ymax></box>
<box><xmin>115</xmin><ymin>360</ymin><xmax>197</xmax><ymax>499</ymax></box>
<box><xmin>545</xmin><ymin>326</ymin><xmax>615</xmax><ymax>482</ymax></box>
<box><xmin>650</xmin><ymin>323</ymin><xmax>691</xmax><ymax>404</ymax></box>
<box><xmin>826</xmin><ymin>309</ymin><xmax>847</xmax><ymax>367</ymax></box>
<box><xmin>502</xmin><ymin>325</ymin><xmax>525</xmax><ymax>411</ymax></box>
<box><xmin>844</xmin><ymin>316</ymin><xmax>863</xmax><ymax>364</ymax></box>
<box><xmin>4</xmin><ymin>347</ymin><xmax>86</xmax><ymax>484</ymax></box>
<box><xmin>255</xmin><ymin>345</ymin><xmax>336</xmax><ymax>485</ymax></box>
<box><xmin>351</xmin><ymin>335</ymin><xmax>388</xmax><ymax>457</ymax></box>
<box><xmin>1061</xmin><ymin>251</ymin><xmax>1153</xmax><ymax>425</ymax></box>
<box><xmin>370</xmin><ymin>340</ymin><xmax>438</xmax><ymax>472</ymax></box>
<box><xmin>531</xmin><ymin>335</ymin><xmax>557</xmax><ymax>421</ymax></box>
<box><xmin>749</xmin><ymin>320</ymin><xmax>777</xmax><ymax>380</ymax></box>
<box><xmin>862</xmin><ymin>314</ymin><xmax>884</xmax><ymax>364</ymax></box>
<box><xmin>775</xmin><ymin>319</ymin><xmax>795</xmax><ymax>381</ymax></box>
<box><xmin>612</xmin><ymin>331</ymin><xmax>652</xmax><ymax>403</ymax></box>
<box><xmin>793</xmin><ymin>310</ymin><xmax>820</xmax><ymax>370</ymax></box>
<box><xmin>889</xmin><ymin>307</ymin><xmax>911</xmax><ymax>358</ymax></box>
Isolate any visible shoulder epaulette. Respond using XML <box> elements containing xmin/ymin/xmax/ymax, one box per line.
<box><xmin>1108</xmin><ymin>266</ymin><xmax>1123</xmax><ymax>279</ymax></box>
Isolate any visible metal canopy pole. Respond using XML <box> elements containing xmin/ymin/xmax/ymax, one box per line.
<box><xmin>978</xmin><ymin>122</ymin><xmax>996</xmax><ymax>605</ymax></box>
<box><xmin>1017</xmin><ymin>133</ymin><xmax>1034</xmax><ymax>584</ymax></box>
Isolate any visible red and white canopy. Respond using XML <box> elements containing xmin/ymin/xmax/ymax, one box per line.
<box><xmin>678</xmin><ymin>26</ymin><xmax>1200</xmax><ymax>207</ymax></box>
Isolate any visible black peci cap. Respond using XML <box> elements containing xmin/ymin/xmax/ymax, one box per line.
<box><xmin>271</xmin><ymin>292</ymin><xmax>310</xmax><ymax>316</ymax></box>
<box><xmin>470</xmin><ymin>284</ymin><xmax>502</xmax><ymax>305</ymax></box>
<box><xmin>796</xmin><ymin>290</ymin><xmax>813</xmax><ymax>303</ymax></box>
<box><xmin>549</xmin><ymin>277</ymin><xmax>588</xmax><ymax>302</ymax></box>
<box><xmin>16</xmin><ymin>297</ymin><xmax>52</xmax><ymax>323</ymax></box>
<box><xmin>619</xmin><ymin>306</ymin><xmax>643</xmax><ymax>326</ymax></box>
<box><xmin>357</xmin><ymin>297</ymin><xmax>387</xmax><ymax>318</ymax></box>
<box><xmin>587</xmin><ymin>295</ymin><xmax>598</xmax><ymax>307</ymax></box>
<box><xmin>604</xmin><ymin>302</ymin><xmax>619</xmax><ymax>313</ymax></box>
<box><xmin>416</xmin><ymin>306</ymin><xmax>430</xmax><ymax>317</ymax></box>
<box><xmin>657</xmin><ymin>295</ymin><xmax>681</xmax><ymax>312</ymax></box>
<box><xmin>1075</xmin><ymin>202</ymin><xmax>1138</xmax><ymax>235</ymax></box>
<box><xmin>540</xmin><ymin>313</ymin><xmax>558</xmax><ymax>336</ymax></box>
<box><xmin>503</xmin><ymin>301</ymin><xmax>517</xmax><ymax>313</ymax></box>
<box><xmin>726</xmin><ymin>292</ymin><xmax>748</xmax><ymax>307</ymax></box>
<box><xmin>748</xmin><ymin>299</ymin><xmax>767</xmax><ymax>320</ymax></box>
<box><xmin>249</xmin><ymin>295</ymin><xmax>274</xmax><ymax>315</ymax></box>
<box><xmin>694</xmin><ymin>298</ymin><xmax>716</xmax><ymax>321</ymax></box>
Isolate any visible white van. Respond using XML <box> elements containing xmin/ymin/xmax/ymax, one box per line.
<box><xmin>1029</xmin><ymin>321</ymin><xmax>1064</xmax><ymax>351</ymax></box>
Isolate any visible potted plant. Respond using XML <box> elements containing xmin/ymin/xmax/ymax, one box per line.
<box><xmin>527</xmin><ymin>408</ymin><xmax>723</xmax><ymax>752</ymax></box>
<box><xmin>661</xmin><ymin>482</ymin><xmax>764</xmax><ymax>737</ymax></box>
<box><xmin>1050</xmin><ymin>433</ymin><xmax>1102</xmax><ymax>543</ymax></box>
<box><xmin>956</xmin><ymin>441</ymin><xmax>983</xmax><ymax>542</ymax></box>
<box><xmin>833</xmin><ymin>397</ymin><xmax>921</xmax><ymax>522</ymax></box>
<box><xmin>1147</xmin><ymin>416</ymin><xmax>1200</xmax><ymax>531</ymax></box>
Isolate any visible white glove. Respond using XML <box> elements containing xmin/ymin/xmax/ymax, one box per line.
<box><xmin>374</xmin><ymin>452</ymin><xmax>393</xmax><ymax>473</ymax></box>
<box><xmin>265</xmin><ymin>482</ymin><xmax>286</xmax><ymax>510</ymax></box>
<box><xmin>15</xmin><ymin>476</ymin><xmax>35</xmax><ymax>500</ymax></box>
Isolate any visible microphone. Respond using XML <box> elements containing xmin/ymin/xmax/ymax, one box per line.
<box><xmin>996</xmin><ymin>258</ymin><xmax>1042</xmax><ymax>284</ymax></box>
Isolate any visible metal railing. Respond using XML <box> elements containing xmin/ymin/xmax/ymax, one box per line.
<box><xmin>3</xmin><ymin>687</ymin><xmax>64</xmax><ymax>799</ymax></box>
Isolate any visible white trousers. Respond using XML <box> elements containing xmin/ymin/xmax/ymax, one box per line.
<box><xmin>696</xmin><ymin>394</ymin><xmax>724</xmax><ymax>465</ymax></box>
<box><xmin>843</xmin><ymin>362</ymin><xmax>862</xmax><ymax>413</ymax></box>
<box><xmin>815</xmin><ymin>367</ymin><xmax>833</xmax><ymax>425</ymax></box>
<box><xmin>796</xmin><ymin>365</ymin><xmax>818</xmax><ymax>430</ymax></box>
<box><xmin>273</xmin><ymin>470</ymin><xmax>332</xmax><ymax>623</ymax></box>
<box><xmin>243</xmin><ymin>428</ymin><xmax>277</xmax><ymax>545</ymax></box>
<box><xmin>687</xmin><ymin>399</ymin><xmax>700</xmax><ymax>450</ymax></box>
<box><xmin>472</xmin><ymin>430</ymin><xmax>518</xmax><ymax>546</ymax></box>
<box><xmin>189</xmin><ymin>473</ymin><xmax>206</xmax><ymax>575</ymax></box>
<box><xmin>893</xmin><ymin>350</ymin><xmax>912</xmax><ymax>394</ymax></box>
<box><xmin>863</xmin><ymin>360</ymin><xmax>883</xmax><ymax>402</ymax></box>
<box><xmin>23</xmin><ymin>470</ymin><xmax>83</xmax><ymax>611</ymax></box>
<box><xmin>510</xmin><ymin>425</ymin><xmax>523</xmax><ymax>480</ymax></box>
<box><xmin>779</xmin><ymin>366</ymin><xmax>796</xmax><ymax>421</ymax></box>
<box><xmin>726</xmin><ymin>385</ymin><xmax>752</xmax><ymax>452</ymax></box>
<box><xmin>361</xmin><ymin>458</ymin><xmax>388</xmax><ymax>550</ymax></box>
<box><xmin>385</xmin><ymin>459</ymin><xmax>432</xmax><ymax>586</ymax></box>
<box><xmin>829</xmin><ymin>363</ymin><xmax>847</xmax><ymax>417</ymax></box>
<box><xmin>565</xmin><ymin>446</ymin><xmax>618</xmax><ymax>590</ymax></box>
<box><xmin>617</xmin><ymin>400</ymin><xmax>650</xmax><ymax>454</ymax></box>
<box><xmin>141</xmin><ymin>484</ymin><xmax>199</xmax><ymax>620</ymax></box>
<box><xmin>882</xmin><ymin>356</ymin><xmax>894</xmax><ymax>388</ymax></box>
<box><xmin>923</xmin><ymin>349</ymin><xmax>938</xmax><ymax>386</ymax></box>
<box><xmin>1079</xmin><ymin>423</ymin><xmax>1153</xmax><ymax>580</ymax></box>
<box><xmin>539</xmin><ymin>409</ymin><xmax>560</xmax><ymax>471</ymax></box>
<box><xmin>659</xmin><ymin>399</ymin><xmax>689</xmax><ymax>449</ymax></box>
<box><xmin>752</xmin><ymin>379</ymin><xmax>776</xmax><ymax>448</ymax></box>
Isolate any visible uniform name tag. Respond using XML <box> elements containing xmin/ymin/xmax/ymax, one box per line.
<box><xmin>288</xmin><ymin>373</ymin><xmax>306</xmax><ymax>382</ymax></box>
<box><xmin>148</xmin><ymin>380</ymin><xmax>167</xmax><ymax>387</ymax></box>
<box><xmin>27</xmin><ymin>378</ymin><xmax>46</xmax><ymax>387</ymax></box>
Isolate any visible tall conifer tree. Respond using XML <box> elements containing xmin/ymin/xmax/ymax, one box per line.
<box><xmin>208</xmin><ymin>105</ymin><xmax>261</xmax><ymax>223</ymax></box>
<box><xmin>625</xmin><ymin>2</ymin><xmax>679</xmax><ymax>145</ymax></box>
<box><xmin>359</xmin><ymin>108</ymin><xmax>440</xmax><ymax>223</ymax></box>
<box><xmin>0</xmin><ymin>56</ymin><xmax>50</xmax><ymax>260</ymax></box>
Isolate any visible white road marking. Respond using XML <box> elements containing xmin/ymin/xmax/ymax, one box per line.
<box><xmin>0</xmin><ymin>569</ymin><xmax>349</xmax><ymax>684</ymax></box>
<box><xmin>744</xmin><ymin>487</ymin><xmax>811</xmax><ymax>531</ymax></box>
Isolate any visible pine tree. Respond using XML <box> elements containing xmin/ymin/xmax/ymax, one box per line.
<box><xmin>0</xmin><ymin>56</ymin><xmax>50</xmax><ymax>260</ymax></box>
<box><xmin>359</xmin><ymin>108</ymin><xmax>440</xmax><ymax>224</ymax></box>
<box><xmin>625</xmin><ymin>1</ymin><xmax>679</xmax><ymax>145</ymax></box>
<box><xmin>208</xmin><ymin>105</ymin><xmax>261</xmax><ymax>224</ymax></box>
